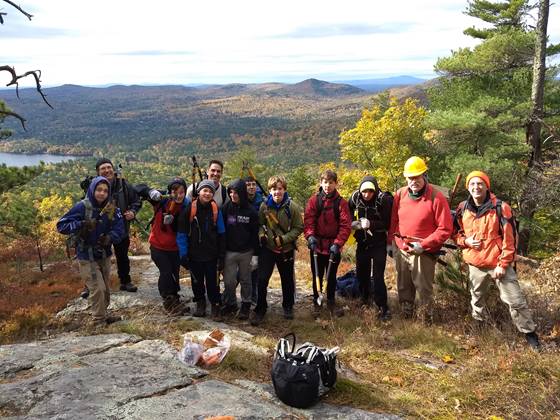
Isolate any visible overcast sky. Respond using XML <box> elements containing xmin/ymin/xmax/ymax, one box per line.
<box><xmin>2</xmin><ymin>0</ymin><xmax>559</xmax><ymax>86</ymax></box>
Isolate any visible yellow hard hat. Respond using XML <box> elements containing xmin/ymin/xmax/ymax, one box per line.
<box><xmin>403</xmin><ymin>156</ymin><xmax>428</xmax><ymax>177</ymax></box>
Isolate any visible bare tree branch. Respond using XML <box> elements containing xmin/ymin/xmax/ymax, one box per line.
<box><xmin>0</xmin><ymin>0</ymin><xmax>33</xmax><ymax>23</ymax></box>
<box><xmin>0</xmin><ymin>109</ymin><xmax>26</xmax><ymax>130</ymax></box>
<box><xmin>0</xmin><ymin>65</ymin><xmax>53</xmax><ymax>108</ymax></box>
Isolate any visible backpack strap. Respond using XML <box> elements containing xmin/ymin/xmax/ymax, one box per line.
<box><xmin>221</xmin><ymin>185</ymin><xmax>227</xmax><ymax>205</ymax></box>
<box><xmin>190</xmin><ymin>199</ymin><xmax>218</xmax><ymax>224</ymax></box>
<box><xmin>315</xmin><ymin>193</ymin><xmax>341</xmax><ymax>222</ymax></box>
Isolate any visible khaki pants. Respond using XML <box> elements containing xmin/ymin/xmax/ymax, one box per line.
<box><xmin>79</xmin><ymin>258</ymin><xmax>111</xmax><ymax>321</ymax></box>
<box><xmin>394</xmin><ymin>246</ymin><xmax>437</xmax><ymax>313</ymax></box>
<box><xmin>468</xmin><ymin>265</ymin><xmax>536</xmax><ymax>333</ymax></box>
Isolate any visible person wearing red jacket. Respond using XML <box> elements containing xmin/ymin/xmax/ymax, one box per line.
<box><xmin>387</xmin><ymin>157</ymin><xmax>452</xmax><ymax>322</ymax></box>
<box><xmin>453</xmin><ymin>171</ymin><xmax>540</xmax><ymax>350</ymax></box>
<box><xmin>304</xmin><ymin>170</ymin><xmax>352</xmax><ymax>317</ymax></box>
<box><xmin>136</xmin><ymin>178</ymin><xmax>191</xmax><ymax>316</ymax></box>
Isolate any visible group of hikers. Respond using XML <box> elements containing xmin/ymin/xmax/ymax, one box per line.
<box><xmin>56</xmin><ymin>156</ymin><xmax>541</xmax><ymax>350</ymax></box>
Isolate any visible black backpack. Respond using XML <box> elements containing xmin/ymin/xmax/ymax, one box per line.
<box><xmin>271</xmin><ymin>333</ymin><xmax>339</xmax><ymax>409</ymax></box>
<box><xmin>315</xmin><ymin>191</ymin><xmax>342</xmax><ymax>222</ymax></box>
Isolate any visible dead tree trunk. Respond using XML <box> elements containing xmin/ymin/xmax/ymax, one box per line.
<box><xmin>518</xmin><ymin>0</ymin><xmax>549</xmax><ymax>255</ymax></box>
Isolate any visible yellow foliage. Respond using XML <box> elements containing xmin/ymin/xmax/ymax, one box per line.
<box><xmin>339</xmin><ymin>97</ymin><xmax>428</xmax><ymax>192</ymax></box>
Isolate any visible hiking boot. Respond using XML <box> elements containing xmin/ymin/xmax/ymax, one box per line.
<box><xmin>193</xmin><ymin>300</ymin><xmax>206</xmax><ymax>318</ymax></box>
<box><xmin>105</xmin><ymin>315</ymin><xmax>122</xmax><ymax>325</ymax></box>
<box><xmin>80</xmin><ymin>286</ymin><xmax>90</xmax><ymax>299</ymax></box>
<box><xmin>378</xmin><ymin>307</ymin><xmax>392</xmax><ymax>321</ymax></box>
<box><xmin>238</xmin><ymin>302</ymin><xmax>251</xmax><ymax>320</ymax></box>
<box><xmin>401</xmin><ymin>302</ymin><xmax>414</xmax><ymax>319</ymax></box>
<box><xmin>250</xmin><ymin>312</ymin><xmax>265</xmax><ymax>326</ymax></box>
<box><xmin>525</xmin><ymin>332</ymin><xmax>541</xmax><ymax>351</ymax></box>
<box><xmin>211</xmin><ymin>303</ymin><xmax>223</xmax><ymax>322</ymax></box>
<box><xmin>163</xmin><ymin>296</ymin><xmax>190</xmax><ymax>316</ymax></box>
<box><xmin>120</xmin><ymin>282</ymin><xmax>138</xmax><ymax>292</ymax></box>
<box><xmin>283</xmin><ymin>307</ymin><xmax>294</xmax><ymax>320</ymax></box>
<box><xmin>312</xmin><ymin>304</ymin><xmax>321</xmax><ymax>319</ymax></box>
<box><xmin>221</xmin><ymin>303</ymin><xmax>238</xmax><ymax>317</ymax></box>
<box><xmin>327</xmin><ymin>300</ymin><xmax>344</xmax><ymax>317</ymax></box>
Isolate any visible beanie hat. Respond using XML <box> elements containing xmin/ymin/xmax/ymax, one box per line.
<box><xmin>95</xmin><ymin>158</ymin><xmax>113</xmax><ymax>172</ymax></box>
<box><xmin>167</xmin><ymin>177</ymin><xmax>187</xmax><ymax>193</ymax></box>
<box><xmin>359</xmin><ymin>175</ymin><xmax>379</xmax><ymax>193</ymax></box>
<box><xmin>197</xmin><ymin>179</ymin><xmax>216</xmax><ymax>194</ymax></box>
<box><xmin>465</xmin><ymin>171</ymin><xmax>490</xmax><ymax>189</ymax></box>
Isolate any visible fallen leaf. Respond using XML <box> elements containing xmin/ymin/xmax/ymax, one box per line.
<box><xmin>442</xmin><ymin>354</ymin><xmax>455</xmax><ymax>364</ymax></box>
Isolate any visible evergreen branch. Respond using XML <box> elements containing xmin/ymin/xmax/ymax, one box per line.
<box><xmin>0</xmin><ymin>109</ymin><xmax>26</xmax><ymax>130</ymax></box>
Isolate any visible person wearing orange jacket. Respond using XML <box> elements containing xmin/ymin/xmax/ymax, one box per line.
<box><xmin>387</xmin><ymin>156</ymin><xmax>453</xmax><ymax>322</ymax></box>
<box><xmin>453</xmin><ymin>171</ymin><xmax>540</xmax><ymax>350</ymax></box>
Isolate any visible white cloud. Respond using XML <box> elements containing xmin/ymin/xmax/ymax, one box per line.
<box><xmin>1</xmin><ymin>0</ymin><xmax>558</xmax><ymax>86</ymax></box>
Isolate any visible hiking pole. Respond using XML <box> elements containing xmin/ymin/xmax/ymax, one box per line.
<box><xmin>395</xmin><ymin>233</ymin><xmax>457</xmax><ymax>250</ymax></box>
<box><xmin>448</xmin><ymin>173</ymin><xmax>463</xmax><ymax>206</ymax></box>
<box><xmin>312</xmin><ymin>250</ymin><xmax>323</xmax><ymax>306</ymax></box>
<box><xmin>325</xmin><ymin>251</ymin><xmax>336</xmax><ymax>299</ymax></box>
<box><xmin>191</xmin><ymin>155</ymin><xmax>204</xmax><ymax>198</ymax></box>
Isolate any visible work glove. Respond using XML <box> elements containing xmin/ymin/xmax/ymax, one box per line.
<box><xmin>97</xmin><ymin>234</ymin><xmax>112</xmax><ymax>247</ymax></box>
<box><xmin>386</xmin><ymin>244</ymin><xmax>393</xmax><ymax>258</ymax></box>
<box><xmin>307</xmin><ymin>235</ymin><xmax>318</xmax><ymax>251</ymax></box>
<box><xmin>259</xmin><ymin>235</ymin><xmax>268</xmax><ymax>247</ymax></box>
<box><xmin>274</xmin><ymin>235</ymin><xmax>284</xmax><ymax>249</ymax></box>
<box><xmin>180</xmin><ymin>255</ymin><xmax>189</xmax><ymax>270</ymax></box>
<box><xmin>409</xmin><ymin>242</ymin><xmax>424</xmax><ymax>255</ymax></box>
<box><xmin>217</xmin><ymin>258</ymin><xmax>225</xmax><ymax>273</ymax></box>
<box><xmin>82</xmin><ymin>219</ymin><xmax>97</xmax><ymax>232</ymax></box>
<box><xmin>359</xmin><ymin>217</ymin><xmax>370</xmax><ymax>230</ymax></box>
<box><xmin>351</xmin><ymin>220</ymin><xmax>362</xmax><ymax>230</ymax></box>
<box><xmin>149</xmin><ymin>189</ymin><xmax>162</xmax><ymax>201</ymax></box>
<box><xmin>250</xmin><ymin>256</ymin><xmax>259</xmax><ymax>271</ymax></box>
<box><xmin>329</xmin><ymin>243</ymin><xmax>340</xmax><ymax>256</ymax></box>
<box><xmin>163</xmin><ymin>213</ymin><xmax>174</xmax><ymax>225</ymax></box>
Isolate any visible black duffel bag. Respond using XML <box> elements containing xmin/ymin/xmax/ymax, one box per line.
<box><xmin>271</xmin><ymin>333</ymin><xmax>339</xmax><ymax>408</ymax></box>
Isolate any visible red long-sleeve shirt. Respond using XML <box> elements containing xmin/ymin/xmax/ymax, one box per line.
<box><xmin>304</xmin><ymin>190</ymin><xmax>352</xmax><ymax>255</ymax></box>
<box><xmin>387</xmin><ymin>184</ymin><xmax>452</xmax><ymax>253</ymax></box>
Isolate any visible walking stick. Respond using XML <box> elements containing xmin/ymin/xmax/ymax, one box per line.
<box><xmin>325</xmin><ymin>251</ymin><xmax>336</xmax><ymax>301</ymax></box>
<box><xmin>312</xmin><ymin>251</ymin><xmax>322</xmax><ymax>306</ymax></box>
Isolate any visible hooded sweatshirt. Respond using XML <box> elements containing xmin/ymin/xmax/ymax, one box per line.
<box><xmin>222</xmin><ymin>179</ymin><xmax>259</xmax><ymax>254</ymax></box>
<box><xmin>57</xmin><ymin>176</ymin><xmax>125</xmax><ymax>260</ymax></box>
<box><xmin>348</xmin><ymin>176</ymin><xmax>393</xmax><ymax>248</ymax></box>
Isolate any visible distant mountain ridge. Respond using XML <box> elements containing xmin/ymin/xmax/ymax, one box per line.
<box><xmin>0</xmin><ymin>77</ymin><xmax>432</xmax><ymax>165</ymax></box>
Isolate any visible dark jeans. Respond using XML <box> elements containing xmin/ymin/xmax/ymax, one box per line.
<box><xmin>190</xmin><ymin>259</ymin><xmax>221</xmax><ymax>305</ymax></box>
<box><xmin>310</xmin><ymin>251</ymin><xmax>340</xmax><ymax>303</ymax></box>
<box><xmin>113</xmin><ymin>236</ymin><xmax>131</xmax><ymax>284</ymax></box>
<box><xmin>150</xmin><ymin>246</ymin><xmax>180</xmax><ymax>298</ymax></box>
<box><xmin>356</xmin><ymin>245</ymin><xmax>388</xmax><ymax>309</ymax></box>
<box><xmin>255</xmin><ymin>248</ymin><xmax>295</xmax><ymax>314</ymax></box>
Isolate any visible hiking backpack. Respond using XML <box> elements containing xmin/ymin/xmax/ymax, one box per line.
<box><xmin>315</xmin><ymin>192</ymin><xmax>342</xmax><ymax>222</ymax></box>
<box><xmin>455</xmin><ymin>199</ymin><xmax>519</xmax><ymax>249</ymax></box>
<box><xmin>271</xmin><ymin>333</ymin><xmax>339</xmax><ymax>409</ymax></box>
<box><xmin>350</xmin><ymin>189</ymin><xmax>392</xmax><ymax>224</ymax></box>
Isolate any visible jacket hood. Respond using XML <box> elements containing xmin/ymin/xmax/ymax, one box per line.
<box><xmin>227</xmin><ymin>178</ymin><xmax>249</xmax><ymax>207</ymax></box>
<box><xmin>359</xmin><ymin>176</ymin><xmax>379</xmax><ymax>193</ymax></box>
<box><xmin>87</xmin><ymin>176</ymin><xmax>111</xmax><ymax>206</ymax></box>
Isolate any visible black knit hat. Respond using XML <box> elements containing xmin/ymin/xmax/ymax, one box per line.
<box><xmin>95</xmin><ymin>158</ymin><xmax>113</xmax><ymax>172</ymax></box>
<box><xmin>167</xmin><ymin>177</ymin><xmax>188</xmax><ymax>193</ymax></box>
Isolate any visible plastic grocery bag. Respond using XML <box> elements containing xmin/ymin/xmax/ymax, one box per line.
<box><xmin>178</xmin><ymin>336</ymin><xmax>204</xmax><ymax>366</ymax></box>
<box><xmin>178</xmin><ymin>329</ymin><xmax>231</xmax><ymax>368</ymax></box>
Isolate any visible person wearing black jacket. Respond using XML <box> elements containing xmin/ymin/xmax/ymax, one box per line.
<box><xmin>95</xmin><ymin>158</ymin><xmax>142</xmax><ymax>292</ymax></box>
<box><xmin>348</xmin><ymin>176</ymin><xmax>393</xmax><ymax>320</ymax></box>
<box><xmin>177</xmin><ymin>180</ymin><xmax>226</xmax><ymax>321</ymax></box>
<box><xmin>221</xmin><ymin>179</ymin><xmax>259</xmax><ymax>320</ymax></box>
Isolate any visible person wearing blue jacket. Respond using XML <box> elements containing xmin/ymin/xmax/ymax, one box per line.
<box><xmin>245</xmin><ymin>176</ymin><xmax>264</xmax><ymax>305</ymax></box>
<box><xmin>177</xmin><ymin>180</ymin><xmax>226</xmax><ymax>321</ymax></box>
<box><xmin>57</xmin><ymin>176</ymin><xmax>125</xmax><ymax>325</ymax></box>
